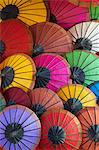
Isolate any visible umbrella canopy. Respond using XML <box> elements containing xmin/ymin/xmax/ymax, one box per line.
<box><xmin>90</xmin><ymin>6</ymin><xmax>99</xmax><ymax>20</ymax></box>
<box><xmin>30</xmin><ymin>88</ymin><xmax>63</xmax><ymax>118</ymax></box>
<box><xmin>0</xmin><ymin>105</ymin><xmax>41</xmax><ymax>150</ymax></box>
<box><xmin>0</xmin><ymin>19</ymin><xmax>33</xmax><ymax>61</ymax></box>
<box><xmin>0</xmin><ymin>92</ymin><xmax>6</xmax><ymax>112</ymax></box>
<box><xmin>77</xmin><ymin>107</ymin><xmax>99</xmax><ymax>150</ymax></box>
<box><xmin>0</xmin><ymin>54</ymin><xmax>36</xmax><ymax>92</ymax></box>
<box><xmin>0</xmin><ymin>0</ymin><xmax>48</xmax><ymax>26</ymax></box>
<box><xmin>88</xmin><ymin>81</ymin><xmax>99</xmax><ymax>104</ymax></box>
<box><xmin>68</xmin><ymin>21</ymin><xmax>99</xmax><ymax>53</ymax></box>
<box><xmin>33</xmin><ymin>53</ymin><xmax>71</xmax><ymax>92</ymax></box>
<box><xmin>63</xmin><ymin>50</ymin><xmax>99</xmax><ymax>86</ymax></box>
<box><xmin>69</xmin><ymin>0</ymin><xmax>99</xmax><ymax>7</ymax></box>
<box><xmin>30</xmin><ymin>22</ymin><xmax>73</xmax><ymax>57</ymax></box>
<box><xmin>3</xmin><ymin>87</ymin><xmax>31</xmax><ymax>108</ymax></box>
<box><xmin>57</xmin><ymin>84</ymin><xmax>97</xmax><ymax>115</ymax></box>
<box><xmin>47</xmin><ymin>0</ymin><xmax>90</xmax><ymax>29</ymax></box>
<box><xmin>39</xmin><ymin>108</ymin><xmax>82</xmax><ymax>150</ymax></box>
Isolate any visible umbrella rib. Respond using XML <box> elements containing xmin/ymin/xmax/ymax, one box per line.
<box><xmin>20</xmin><ymin>112</ymin><xmax>34</xmax><ymax>125</ymax></box>
<box><xmin>54</xmin><ymin>0</ymin><xmax>66</xmax><ymax>15</ymax></box>
<box><xmin>0</xmin><ymin>120</ymin><xmax>6</xmax><ymax>128</ymax></box>
<box><xmin>18</xmin><ymin>14</ymin><xmax>37</xmax><ymax>23</ymax></box>
<box><xmin>83</xmin><ymin>22</ymin><xmax>92</xmax><ymax>40</ymax></box>
<box><xmin>2</xmin><ymin>140</ymin><xmax>8</xmax><ymax>149</ymax></box>
<box><xmin>19</xmin><ymin>12</ymin><xmax>46</xmax><ymax>17</ymax></box>
<box><xmin>17</xmin><ymin>0</ymin><xmax>31</xmax><ymax>7</ymax></box>
<box><xmin>17</xmin><ymin>107</ymin><xmax>26</xmax><ymax>124</ymax></box>
<box><xmin>22</xmin><ymin>120</ymin><xmax>39</xmax><ymax>128</ymax></box>
<box><xmin>2</xmin><ymin>111</ymin><xmax>9</xmax><ymax>125</ymax></box>
<box><xmin>18</xmin><ymin>139</ymin><xmax>31</xmax><ymax>150</ymax></box>
<box><xmin>24</xmin><ymin>127</ymin><xmax>41</xmax><ymax>132</ymax></box>
<box><xmin>22</xmin><ymin>137</ymin><xmax>38</xmax><ymax>145</ymax></box>
<box><xmin>45</xmin><ymin>101</ymin><xmax>62</xmax><ymax>110</ymax></box>
<box><xmin>14</xmin><ymin>76</ymin><xmax>33</xmax><ymax>81</ymax></box>
<box><xmin>84</xmin><ymin>65</ymin><xmax>99</xmax><ymax>73</ymax></box>
<box><xmin>20</xmin><ymin>7</ymin><xmax>46</xmax><ymax>11</ymax></box>
<box><xmin>64</xmin><ymin>140</ymin><xmax>79</xmax><ymax>149</ymax></box>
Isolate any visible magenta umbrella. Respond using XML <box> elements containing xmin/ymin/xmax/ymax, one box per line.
<box><xmin>47</xmin><ymin>0</ymin><xmax>90</xmax><ymax>29</ymax></box>
<box><xmin>33</xmin><ymin>53</ymin><xmax>71</xmax><ymax>92</ymax></box>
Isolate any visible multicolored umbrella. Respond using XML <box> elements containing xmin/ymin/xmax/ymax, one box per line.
<box><xmin>68</xmin><ymin>21</ymin><xmax>99</xmax><ymax>53</ymax></box>
<box><xmin>57</xmin><ymin>84</ymin><xmax>97</xmax><ymax>115</ymax></box>
<box><xmin>63</xmin><ymin>50</ymin><xmax>99</xmax><ymax>86</ymax></box>
<box><xmin>30</xmin><ymin>22</ymin><xmax>73</xmax><ymax>56</ymax></box>
<box><xmin>0</xmin><ymin>92</ymin><xmax>6</xmax><ymax>112</ymax></box>
<box><xmin>0</xmin><ymin>105</ymin><xmax>41</xmax><ymax>150</ymax></box>
<box><xmin>0</xmin><ymin>54</ymin><xmax>36</xmax><ymax>92</ymax></box>
<box><xmin>0</xmin><ymin>0</ymin><xmax>48</xmax><ymax>26</ymax></box>
<box><xmin>88</xmin><ymin>81</ymin><xmax>99</xmax><ymax>104</ymax></box>
<box><xmin>77</xmin><ymin>107</ymin><xmax>99</xmax><ymax>150</ymax></box>
<box><xmin>33</xmin><ymin>53</ymin><xmax>71</xmax><ymax>92</ymax></box>
<box><xmin>69</xmin><ymin>0</ymin><xmax>99</xmax><ymax>7</ymax></box>
<box><xmin>30</xmin><ymin>88</ymin><xmax>63</xmax><ymax>118</ymax></box>
<box><xmin>0</xmin><ymin>19</ymin><xmax>33</xmax><ymax>61</ymax></box>
<box><xmin>3</xmin><ymin>87</ymin><xmax>31</xmax><ymax>107</ymax></box>
<box><xmin>90</xmin><ymin>6</ymin><xmax>99</xmax><ymax>20</ymax></box>
<box><xmin>47</xmin><ymin>0</ymin><xmax>90</xmax><ymax>29</ymax></box>
<box><xmin>39</xmin><ymin>108</ymin><xmax>82</xmax><ymax>150</ymax></box>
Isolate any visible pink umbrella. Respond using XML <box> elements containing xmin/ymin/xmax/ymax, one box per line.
<box><xmin>47</xmin><ymin>0</ymin><xmax>90</xmax><ymax>29</ymax></box>
<box><xmin>33</xmin><ymin>53</ymin><xmax>71</xmax><ymax>92</ymax></box>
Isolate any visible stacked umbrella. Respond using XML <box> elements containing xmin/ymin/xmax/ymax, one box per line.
<box><xmin>0</xmin><ymin>0</ymin><xmax>99</xmax><ymax>150</ymax></box>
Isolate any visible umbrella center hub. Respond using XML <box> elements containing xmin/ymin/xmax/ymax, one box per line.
<box><xmin>48</xmin><ymin>126</ymin><xmax>66</xmax><ymax>145</ymax></box>
<box><xmin>75</xmin><ymin>38</ymin><xmax>92</xmax><ymax>51</ymax></box>
<box><xmin>35</xmin><ymin>67</ymin><xmax>50</xmax><ymax>88</ymax></box>
<box><xmin>0</xmin><ymin>40</ymin><xmax>5</xmax><ymax>54</ymax></box>
<box><xmin>32</xmin><ymin>44</ymin><xmax>44</xmax><ymax>57</ymax></box>
<box><xmin>1</xmin><ymin>66</ymin><xmax>14</xmax><ymax>88</ymax></box>
<box><xmin>50</xmin><ymin>13</ymin><xmax>57</xmax><ymax>23</ymax></box>
<box><xmin>7</xmin><ymin>99</ymin><xmax>16</xmax><ymax>106</ymax></box>
<box><xmin>31</xmin><ymin>104</ymin><xmax>46</xmax><ymax>118</ymax></box>
<box><xmin>71</xmin><ymin>67</ymin><xmax>85</xmax><ymax>84</ymax></box>
<box><xmin>1</xmin><ymin>4</ymin><xmax>19</xmax><ymax>20</ymax></box>
<box><xmin>64</xmin><ymin>98</ymin><xmax>82</xmax><ymax>114</ymax></box>
<box><xmin>5</xmin><ymin>123</ymin><xmax>24</xmax><ymax>144</ymax></box>
<box><xmin>88</xmin><ymin>125</ymin><xmax>99</xmax><ymax>142</ymax></box>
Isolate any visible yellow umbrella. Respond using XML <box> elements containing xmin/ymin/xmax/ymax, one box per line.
<box><xmin>57</xmin><ymin>84</ymin><xmax>97</xmax><ymax>115</ymax></box>
<box><xmin>0</xmin><ymin>54</ymin><xmax>36</xmax><ymax>92</ymax></box>
<box><xmin>0</xmin><ymin>0</ymin><xmax>48</xmax><ymax>25</ymax></box>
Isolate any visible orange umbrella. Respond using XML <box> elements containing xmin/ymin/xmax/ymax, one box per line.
<box><xmin>77</xmin><ymin>107</ymin><xmax>99</xmax><ymax>150</ymax></box>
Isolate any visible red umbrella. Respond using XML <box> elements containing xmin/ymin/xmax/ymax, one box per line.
<box><xmin>30</xmin><ymin>88</ymin><xmax>63</xmax><ymax>118</ymax></box>
<box><xmin>77</xmin><ymin>107</ymin><xmax>99</xmax><ymax>150</ymax></box>
<box><xmin>39</xmin><ymin>108</ymin><xmax>82</xmax><ymax>150</ymax></box>
<box><xmin>0</xmin><ymin>19</ymin><xmax>33</xmax><ymax>61</ymax></box>
<box><xmin>47</xmin><ymin>0</ymin><xmax>90</xmax><ymax>29</ymax></box>
<box><xmin>30</xmin><ymin>22</ymin><xmax>73</xmax><ymax>57</ymax></box>
<box><xmin>3</xmin><ymin>87</ymin><xmax>31</xmax><ymax>108</ymax></box>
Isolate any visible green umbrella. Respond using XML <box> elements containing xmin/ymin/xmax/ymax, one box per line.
<box><xmin>63</xmin><ymin>50</ymin><xmax>99</xmax><ymax>86</ymax></box>
<box><xmin>90</xmin><ymin>6</ymin><xmax>99</xmax><ymax>20</ymax></box>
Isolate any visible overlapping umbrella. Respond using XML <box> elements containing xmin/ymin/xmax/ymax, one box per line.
<box><xmin>39</xmin><ymin>108</ymin><xmax>82</xmax><ymax>150</ymax></box>
<box><xmin>68</xmin><ymin>21</ymin><xmax>99</xmax><ymax>53</ymax></box>
<box><xmin>0</xmin><ymin>0</ymin><xmax>48</xmax><ymax>25</ymax></box>
<box><xmin>88</xmin><ymin>81</ymin><xmax>99</xmax><ymax>104</ymax></box>
<box><xmin>57</xmin><ymin>84</ymin><xmax>97</xmax><ymax>115</ymax></box>
<box><xmin>30</xmin><ymin>21</ymin><xmax>73</xmax><ymax>56</ymax></box>
<box><xmin>64</xmin><ymin>50</ymin><xmax>99</xmax><ymax>86</ymax></box>
<box><xmin>3</xmin><ymin>87</ymin><xmax>31</xmax><ymax>107</ymax></box>
<box><xmin>0</xmin><ymin>105</ymin><xmax>41</xmax><ymax>150</ymax></box>
<box><xmin>0</xmin><ymin>19</ymin><xmax>33</xmax><ymax>61</ymax></box>
<box><xmin>69</xmin><ymin>0</ymin><xmax>99</xmax><ymax>7</ymax></box>
<box><xmin>47</xmin><ymin>0</ymin><xmax>90</xmax><ymax>29</ymax></box>
<box><xmin>77</xmin><ymin>107</ymin><xmax>99</xmax><ymax>150</ymax></box>
<box><xmin>90</xmin><ymin>6</ymin><xmax>99</xmax><ymax>20</ymax></box>
<box><xmin>0</xmin><ymin>92</ymin><xmax>6</xmax><ymax>112</ymax></box>
<box><xmin>0</xmin><ymin>54</ymin><xmax>36</xmax><ymax>92</ymax></box>
<box><xmin>33</xmin><ymin>53</ymin><xmax>71</xmax><ymax>92</ymax></box>
<box><xmin>30</xmin><ymin>88</ymin><xmax>63</xmax><ymax>118</ymax></box>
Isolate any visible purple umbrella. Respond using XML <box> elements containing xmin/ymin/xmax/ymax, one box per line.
<box><xmin>0</xmin><ymin>105</ymin><xmax>41</xmax><ymax>150</ymax></box>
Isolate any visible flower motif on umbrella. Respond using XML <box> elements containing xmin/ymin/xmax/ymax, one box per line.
<box><xmin>39</xmin><ymin>108</ymin><xmax>82</xmax><ymax>150</ymax></box>
<box><xmin>0</xmin><ymin>54</ymin><xmax>36</xmax><ymax>92</ymax></box>
<box><xmin>47</xmin><ymin>0</ymin><xmax>90</xmax><ymax>29</ymax></box>
<box><xmin>64</xmin><ymin>50</ymin><xmax>99</xmax><ymax>86</ymax></box>
<box><xmin>68</xmin><ymin>21</ymin><xmax>99</xmax><ymax>53</ymax></box>
<box><xmin>0</xmin><ymin>0</ymin><xmax>48</xmax><ymax>26</ymax></box>
<box><xmin>33</xmin><ymin>53</ymin><xmax>71</xmax><ymax>92</ymax></box>
<box><xmin>0</xmin><ymin>105</ymin><xmax>41</xmax><ymax>150</ymax></box>
<box><xmin>77</xmin><ymin>107</ymin><xmax>99</xmax><ymax>150</ymax></box>
<box><xmin>0</xmin><ymin>19</ymin><xmax>33</xmax><ymax>61</ymax></box>
<box><xmin>30</xmin><ymin>21</ymin><xmax>73</xmax><ymax>57</ymax></box>
<box><xmin>57</xmin><ymin>84</ymin><xmax>97</xmax><ymax>115</ymax></box>
<box><xmin>30</xmin><ymin>88</ymin><xmax>63</xmax><ymax>118</ymax></box>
